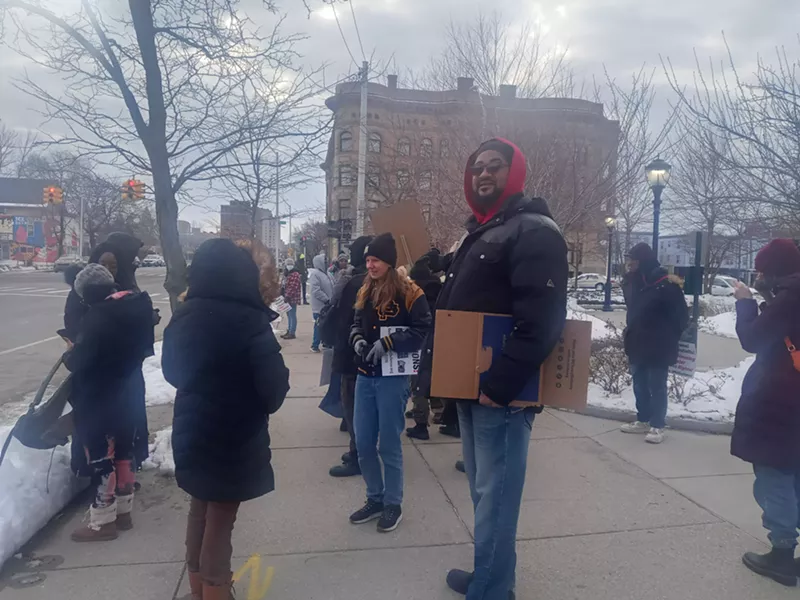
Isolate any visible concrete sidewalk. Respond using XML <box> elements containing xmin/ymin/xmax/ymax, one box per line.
<box><xmin>0</xmin><ymin>306</ymin><xmax>792</xmax><ymax>600</ymax></box>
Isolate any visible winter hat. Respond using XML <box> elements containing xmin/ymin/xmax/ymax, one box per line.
<box><xmin>284</xmin><ymin>258</ymin><xmax>295</xmax><ymax>270</ymax></box>
<box><xmin>754</xmin><ymin>239</ymin><xmax>800</xmax><ymax>278</ymax></box>
<box><xmin>74</xmin><ymin>263</ymin><xmax>115</xmax><ymax>299</ymax></box>
<box><xmin>626</xmin><ymin>242</ymin><xmax>656</xmax><ymax>263</ymax></box>
<box><xmin>347</xmin><ymin>235</ymin><xmax>373</xmax><ymax>268</ymax></box>
<box><xmin>364</xmin><ymin>233</ymin><xmax>397</xmax><ymax>268</ymax></box>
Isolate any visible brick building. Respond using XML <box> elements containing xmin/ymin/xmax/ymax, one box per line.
<box><xmin>322</xmin><ymin>76</ymin><xmax>620</xmax><ymax>272</ymax></box>
<box><xmin>219</xmin><ymin>200</ymin><xmax>279</xmax><ymax>252</ymax></box>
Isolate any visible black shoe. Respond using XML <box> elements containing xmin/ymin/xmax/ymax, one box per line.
<box><xmin>339</xmin><ymin>419</ymin><xmax>348</xmax><ymax>432</ymax></box>
<box><xmin>377</xmin><ymin>505</ymin><xmax>402</xmax><ymax>532</ymax></box>
<box><xmin>311</xmin><ymin>346</ymin><xmax>321</xmax><ymax>353</ymax></box>
<box><xmin>446</xmin><ymin>569</ymin><xmax>473</xmax><ymax>595</ymax></box>
<box><xmin>283</xmin><ymin>333</ymin><xmax>296</xmax><ymax>340</ymax></box>
<box><xmin>455</xmin><ymin>460</ymin><xmax>465</xmax><ymax>473</ymax></box>
<box><xmin>440</xmin><ymin>424</ymin><xmax>461</xmax><ymax>438</ymax></box>
<box><xmin>349</xmin><ymin>499</ymin><xmax>384</xmax><ymax>524</ymax></box>
<box><xmin>342</xmin><ymin>451</ymin><xmax>356</xmax><ymax>464</ymax></box>
<box><xmin>406</xmin><ymin>423</ymin><xmax>430</xmax><ymax>440</ymax></box>
<box><xmin>329</xmin><ymin>461</ymin><xmax>361</xmax><ymax>477</ymax></box>
<box><xmin>432</xmin><ymin>412</ymin><xmax>443</xmax><ymax>425</ymax></box>
<box><xmin>742</xmin><ymin>548</ymin><xmax>797</xmax><ymax>587</ymax></box>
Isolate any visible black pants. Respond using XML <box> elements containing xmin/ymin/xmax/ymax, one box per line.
<box><xmin>441</xmin><ymin>399</ymin><xmax>458</xmax><ymax>427</ymax></box>
<box><xmin>341</xmin><ymin>373</ymin><xmax>357</xmax><ymax>457</ymax></box>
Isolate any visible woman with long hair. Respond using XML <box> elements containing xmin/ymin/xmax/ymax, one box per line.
<box><xmin>162</xmin><ymin>238</ymin><xmax>289</xmax><ymax>600</ymax></box>
<box><xmin>348</xmin><ymin>233</ymin><xmax>431</xmax><ymax>532</ymax></box>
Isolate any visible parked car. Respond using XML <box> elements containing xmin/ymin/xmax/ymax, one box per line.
<box><xmin>574</xmin><ymin>273</ymin><xmax>612</xmax><ymax>292</ymax></box>
<box><xmin>711</xmin><ymin>275</ymin><xmax>757</xmax><ymax>297</ymax></box>
<box><xmin>53</xmin><ymin>255</ymin><xmax>87</xmax><ymax>273</ymax></box>
<box><xmin>142</xmin><ymin>254</ymin><xmax>165</xmax><ymax>267</ymax></box>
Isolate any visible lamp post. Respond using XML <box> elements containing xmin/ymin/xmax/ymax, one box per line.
<box><xmin>603</xmin><ymin>216</ymin><xmax>616</xmax><ymax>312</ymax></box>
<box><xmin>645</xmin><ymin>157</ymin><xmax>672</xmax><ymax>257</ymax></box>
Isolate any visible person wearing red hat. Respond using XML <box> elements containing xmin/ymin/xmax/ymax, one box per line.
<box><xmin>732</xmin><ymin>238</ymin><xmax>800</xmax><ymax>586</ymax></box>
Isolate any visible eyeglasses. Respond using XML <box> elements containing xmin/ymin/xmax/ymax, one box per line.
<box><xmin>469</xmin><ymin>160</ymin><xmax>508</xmax><ymax>176</ymax></box>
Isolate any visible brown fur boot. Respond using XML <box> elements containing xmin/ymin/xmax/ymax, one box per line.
<box><xmin>188</xmin><ymin>571</ymin><xmax>203</xmax><ymax>600</ymax></box>
<box><xmin>71</xmin><ymin>504</ymin><xmax>118</xmax><ymax>542</ymax></box>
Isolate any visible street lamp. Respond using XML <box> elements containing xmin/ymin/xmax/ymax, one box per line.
<box><xmin>603</xmin><ymin>216</ymin><xmax>616</xmax><ymax>312</ymax></box>
<box><xmin>645</xmin><ymin>157</ymin><xmax>672</xmax><ymax>256</ymax></box>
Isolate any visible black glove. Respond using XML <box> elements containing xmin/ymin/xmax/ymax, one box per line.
<box><xmin>354</xmin><ymin>339</ymin><xmax>368</xmax><ymax>357</ymax></box>
<box><xmin>421</xmin><ymin>248</ymin><xmax>443</xmax><ymax>273</ymax></box>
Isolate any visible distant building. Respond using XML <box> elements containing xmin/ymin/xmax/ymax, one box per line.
<box><xmin>219</xmin><ymin>200</ymin><xmax>280</xmax><ymax>253</ymax></box>
<box><xmin>180</xmin><ymin>226</ymin><xmax>217</xmax><ymax>259</ymax></box>
<box><xmin>178</xmin><ymin>220</ymin><xmax>192</xmax><ymax>235</ymax></box>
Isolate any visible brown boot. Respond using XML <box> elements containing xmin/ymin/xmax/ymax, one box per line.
<box><xmin>188</xmin><ymin>571</ymin><xmax>203</xmax><ymax>600</ymax></box>
<box><xmin>203</xmin><ymin>581</ymin><xmax>234</xmax><ymax>600</ymax></box>
<box><xmin>71</xmin><ymin>504</ymin><xmax>118</xmax><ymax>542</ymax></box>
<box><xmin>115</xmin><ymin>493</ymin><xmax>134</xmax><ymax>531</ymax></box>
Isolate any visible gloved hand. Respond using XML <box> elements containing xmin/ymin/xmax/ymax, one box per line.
<box><xmin>421</xmin><ymin>248</ymin><xmax>442</xmax><ymax>273</ymax></box>
<box><xmin>354</xmin><ymin>339</ymin><xmax>368</xmax><ymax>357</ymax></box>
<box><xmin>365</xmin><ymin>339</ymin><xmax>388</xmax><ymax>365</ymax></box>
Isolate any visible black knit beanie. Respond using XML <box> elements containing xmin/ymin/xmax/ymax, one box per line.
<box><xmin>364</xmin><ymin>233</ymin><xmax>397</xmax><ymax>268</ymax></box>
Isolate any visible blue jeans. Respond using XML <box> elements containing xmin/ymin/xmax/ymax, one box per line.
<box><xmin>354</xmin><ymin>375</ymin><xmax>410</xmax><ymax>506</ymax></box>
<box><xmin>312</xmin><ymin>312</ymin><xmax>320</xmax><ymax>349</ymax></box>
<box><xmin>286</xmin><ymin>305</ymin><xmax>298</xmax><ymax>335</ymax></box>
<box><xmin>458</xmin><ymin>402</ymin><xmax>535</xmax><ymax>600</ymax></box>
<box><xmin>753</xmin><ymin>464</ymin><xmax>800</xmax><ymax>549</ymax></box>
<box><xmin>631</xmin><ymin>364</ymin><xmax>669</xmax><ymax>429</ymax></box>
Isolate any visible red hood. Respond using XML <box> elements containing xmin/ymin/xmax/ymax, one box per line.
<box><xmin>464</xmin><ymin>138</ymin><xmax>527</xmax><ymax>224</ymax></box>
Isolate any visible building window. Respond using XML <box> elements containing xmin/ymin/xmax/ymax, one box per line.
<box><xmin>420</xmin><ymin>138</ymin><xmax>433</xmax><ymax>158</ymax></box>
<box><xmin>338</xmin><ymin>164</ymin><xmax>354</xmax><ymax>186</ymax></box>
<box><xmin>440</xmin><ymin>139</ymin><xmax>450</xmax><ymax>158</ymax></box>
<box><xmin>396</xmin><ymin>169</ymin><xmax>410</xmax><ymax>188</ymax></box>
<box><xmin>339</xmin><ymin>131</ymin><xmax>353</xmax><ymax>152</ymax></box>
<box><xmin>367</xmin><ymin>164</ymin><xmax>380</xmax><ymax>189</ymax></box>
<box><xmin>397</xmin><ymin>137</ymin><xmax>411</xmax><ymax>156</ymax></box>
<box><xmin>419</xmin><ymin>170</ymin><xmax>433</xmax><ymax>190</ymax></box>
<box><xmin>422</xmin><ymin>204</ymin><xmax>432</xmax><ymax>223</ymax></box>
<box><xmin>338</xmin><ymin>198</ymin><xmax>351</xmax><ymax>220</ymax></box>
<box><xmin>368</xmin><ymin>132</ymin><xmax>382</xmax><ymax>154</ymax></box>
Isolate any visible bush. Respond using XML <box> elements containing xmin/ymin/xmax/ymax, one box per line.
<box><xmin>668</xmin><ymin>370</ymin><xmax>731</xmax><ymax>407</ymax></box>
<box><xmin>589</xmin><ymin>324</ymin><xmax>631</xmax><ymax>395</ymax></box>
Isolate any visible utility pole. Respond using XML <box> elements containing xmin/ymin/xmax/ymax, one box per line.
<box><xmin>355</xmin><ymin>60</ymin><xmax>369</xmax><ymax>237</ymax></box>
<box><xmin>79</xmin><ymin>194</ymin><xmax>85</xmax><ymax>258</ymax></box>
<box><xmin>275</xmin><ymin>152</ymin><xmax>281</xmax><ymax>261</ymax></box>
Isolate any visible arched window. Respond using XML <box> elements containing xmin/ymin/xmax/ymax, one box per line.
<box><xmin>397</xmin><ymin>137</ymin><xmax>411</xmax><ymax>157</ymax></box>
<box><xmin>419</xmin><ymin>171</ymin><xmax>433</xmax><ymax>190</ymax></box>
<box><xmin>440</xmin><ymin>139</ymin><xmax>450</xmax><ymax>158</ymax></box>
<box><xmin>339</xmin><ymin>130</ymin><xmax>353</xmax><ymax>152</ymax></box>
<box><xmin>420</xmin><ymin>138</ymin><xmax>433</xmax><ymax>158</ymax></box>
<box><xmin>368</xmin><ymin>132</ymin><xmax>382</xmax><ymax>154</ymax></box>
<box><xmin>396</xmin><ymin>169</ymin><xmax>410</xmax><ymax>187</ymax></box>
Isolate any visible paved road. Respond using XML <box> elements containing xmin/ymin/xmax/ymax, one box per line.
<box><xmin>0</xmin><ymin>268</ymin><xmax>172</xmax><ymax>407</ymax></box>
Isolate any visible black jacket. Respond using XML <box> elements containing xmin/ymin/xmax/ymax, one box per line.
<box><xmin>622</xmin><ymin>261</ymin><xmax>689</xmax><ymax>367</ymax></box>
<box><xmin>64</xmin><ymin>289</ymin><xmax>154</xmax><ymax>472</ymax></box>
<box><xmin>417</xmin><ymin>194</ymin><xmax>569</xmax><ymax>406</ymax></box>
<box><xmin>88</xmin><ymin>232</ymin><xmax>143</xmax><ymax>292</ymax></box>
<box><xmin>350</xmin><ymin>283</ymin><xmax>432</xmax><ymax>377</ymax></box>
<box><xmin>331</xmin><ymin>265</ymin><xmax>368</xmax><ymax>375</ymax></box>
<box><xmin>162</xmin><ymin>238</ymin><xmax>289</xmax><ymax>503</ymax></box>
<box><xmin>731</xmin><ymin>275</ymin><xmax>800</xmax><ymax>469</ymax></box>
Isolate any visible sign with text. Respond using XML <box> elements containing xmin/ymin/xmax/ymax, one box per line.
<box><xmin>670</xmin><ymin>324</ymin><xmax>698</xmax><ymax>378</ymax></box>
<box><xmin>380</xmin><ymin>326</ymin><xmax>420</xmax><ymax>376</ymax></box>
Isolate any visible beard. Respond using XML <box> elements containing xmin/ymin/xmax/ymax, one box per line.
<box><xmin>473</xmin><ymin>188</ymin><xmax>502</xmax><ymax>212</ymax></box>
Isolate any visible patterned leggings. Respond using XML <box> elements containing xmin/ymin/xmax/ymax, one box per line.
<box><xmin>85</xmin><ymin>434</ymin><xmax>136</xmax><ymax>508</ymax></box>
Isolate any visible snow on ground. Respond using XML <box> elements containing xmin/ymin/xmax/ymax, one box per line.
<box><xmin>687</xmin><ymin>294</ymin><xmax>737</xmax><ymax>316</ymax></box>
<box><xmin>142</xmin><ymin>427</ymin><xmax>174</xmax><ymax>476</ymax></box>
<box><xmin>567</xmin><ymin>301</ymin><xmax>614</xmax><ymax>340</ymax></box>
<box><xmin>699</xmin><ymin>311</ymin><xmax>738</xmax><ymax>339</ymax></box>
<box><xmin>144</xmin><ymin>342</ymin><xmax>175</xmax><ymax>407</ymax></box>
<box><xmin>589</xmin><ymin>356</ymin><xmax>754</xmax><ymax>423</ymax></box>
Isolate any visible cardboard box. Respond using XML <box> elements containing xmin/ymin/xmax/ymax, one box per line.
<box><xmin>369</xmin><ymin>200</ymin><xmax>431</xmax><ymax>266</ymax></box>
<box><xmin>430</xmin><ymin>311</ymin><xmax>592</xmax><ymax>409</ymax></box>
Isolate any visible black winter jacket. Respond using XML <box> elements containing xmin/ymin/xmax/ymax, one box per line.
<box><xmin>731</xmin><ymin>275</ymin><xmax>800</xmax><ymax>469</ymax></box>
<box><xmin>417</xmin><ymin>194</ymin><xmax>569</xmax><ymax>406</ymax></box>
<box><xmin>622</xmin><ymin>261</ymin><xmax>689</xmax><ymax>367</ymax></box>
<box><xmin>331</xmin><ymin>266</ymin><xmax>368</xmax><ymax>375</ymax></box>
<box><xmin>162</xmin><ymin>238</ymin><xmax>289</xmax><ymax>503</ymax></box>
<box><xmin>350</xmin><ymin>283</ymin><xmax>431</xmax><ymax>377</ymax></box>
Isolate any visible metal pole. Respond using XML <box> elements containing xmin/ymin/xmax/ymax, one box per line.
<box><xmin>603</xmin><ymin>227</ymin><xmax>614</xmax><ymax>312</ymax></box>
<box><xmin>275</xmin><ymin>152</ymin><xmax>280</xmax><ymax>261</ymax></box>
<box><xmin>692</xmin><ymin>230</ymin><xmax>702</xmax><ymax>324</ymax></box>
<box><xmin>355</xmin><ymin>60</ymin><xmax>368</xmax><ymax>237</ymax></box>
<box><xmin>652</xmin><ymin>186</ymin><xmax>663</xmax><ymax>257</ymax></box>
<box><xmin>79</xmin><ymin>193</ymin><xmax>85</xmax><ymax>257</ymax></box>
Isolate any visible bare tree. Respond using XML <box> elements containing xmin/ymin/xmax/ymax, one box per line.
<box><xmin>0</xmin><ymin>119</ymin><xmax>37</xmax><ymax>176</ymax></box>
<box><xmin>1</xmin><ymin>0</ymin><xmax>329</xmax><ymax>305</ymax></box>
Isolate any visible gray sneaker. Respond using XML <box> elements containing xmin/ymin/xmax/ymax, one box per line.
<box><xmin>620</xmin><ymin>421</ymin><xmax>650</xmax><ymax>434</ymax></box>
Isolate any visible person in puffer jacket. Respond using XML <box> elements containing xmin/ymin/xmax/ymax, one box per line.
<box><xmin>347</xmin><ymin>233</ymin><xmax>431</xmax><ymax>534</ymax></box>
<box><xmin>308</xmin><ymin>253</ymin><xmax>333</xmax><ymax>352</ymax></box>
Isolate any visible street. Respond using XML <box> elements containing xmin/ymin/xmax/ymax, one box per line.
<box><xmin>0</xmin><ymin>268</ymin><xmax>172</xmax><ymax>408</ymax></box>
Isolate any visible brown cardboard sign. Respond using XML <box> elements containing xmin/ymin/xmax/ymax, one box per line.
<box><xmin>431</xmin><ymin>310</ymin><xmax>591</xmax><ymax>410</ymax></box>
<box><xmin>369</xmin><ymin>200</ymin><xmax>430</xmax><ymax>266</ymax></box>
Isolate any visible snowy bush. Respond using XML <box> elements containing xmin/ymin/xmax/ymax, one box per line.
<box><xmin>668</xmin><ymin>371</ymin><xmax>732</xmax><ymax>407</ymax></box>
<box><xmin>589</xmin><ymin>324</ymin><xmax>631</xmax><ymax>395</ymax></box>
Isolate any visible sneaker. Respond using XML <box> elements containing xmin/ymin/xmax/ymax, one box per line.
<box><xmin>645</xmin><ymin>427</ymin><xmax>665</xmax><ymax>444</ymax></box>
<box><xmin>329</xmin><ymin>461</ymin><xmax>361</xmax><ymax>477</ymax></box>
<box><xmin>311</xmin><ymin>346</ymin><xmax>321</xmax><ymax>353</ymax></box>
<box><xmin>377</xmin><ymin>505</ymin><xmax>403</xmax><ymax>532</ymax></box>
<box><xmin>455</xmin><ymin>460</ymin><xmax>465</xmax><ymax>473</ymax></box>
<box><xmin>446</xmin><ymin>569</ymin><xmax>473</xmax><ymax>595</ymax></box>
<box><xmin>349</xmin><ymin>499</ymin><xmax>384</xmax><ymax>524</ymax></box>
<box><xmin>743</xmin><ymin>548</ymin><xmax>798</xmax><ymax>587</ymax></box>
<box><xmin>406</xmin><ymin>423</ymin><xmax>430</xmax><ymax>440</ymax></box>
<box><xmin>439</xmin><ymin>423</ymin><xmax>460</xmax><ymax>438</ymax></box>
<box><xmin>283</xmin><ymin>333</ymin><xmax>296</xmax><ymax>340</ymax></box>
<box><xmin>620</xmin><ymin>421</ymin><xmax>650</xmax><ymax>434</ymax></box>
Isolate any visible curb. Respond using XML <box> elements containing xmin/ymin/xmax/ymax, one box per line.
<box><xmin>555</xmin><ymin>405</ymin><xmax>734</xmax><ymax>435</ymax></box>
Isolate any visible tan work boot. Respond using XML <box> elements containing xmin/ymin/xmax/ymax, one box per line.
<box><xmin>188</xmin><ymin>571</ymin><xmax>203</xmax><ymax>600</ymax></box>
<box><xmin>71</xmin><ymin>504</ymin><xmax>118</xmax><ymax>542</ymax></box>
<box><xmin>203</xmin><ymin>573</ymin><xmax>235</xmax><ymax>600</ymax></box>
<box><xmin>116</xmin><ymin>493</ymin><xmax>134</xmax><ymax>531</ymax></box>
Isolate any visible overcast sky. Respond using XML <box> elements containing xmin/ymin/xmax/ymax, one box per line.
<box><xmin>2</xmin><ymin>0</ymin><xmax>800</xmax><ymax>238</ymax></box>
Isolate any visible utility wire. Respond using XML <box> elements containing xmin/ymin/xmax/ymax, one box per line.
<box><xmin>348</xmin><ymin>0</ymin><xmax>367</xmax><ymax>62</ymax></box>
<box><xmin>329</xmin><ymin>0</ymin><xmax>359</xmax><ymax>71</ymax></box>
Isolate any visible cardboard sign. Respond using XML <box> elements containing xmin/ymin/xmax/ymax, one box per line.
<box><xmin>368</xmin><ymin>201</ymin><xmax>430</xmax><ymax>266</ymax></box>
<box><xmin>271</xmin><ymin>295</ymin><xmax>291</xmax><ymax>314</ymax></box>
<box><xmin>670</xmin><ymin>325</ymin><xmax>698</xmax><ymax>378</ymax></box>
<box><xmin>381</xmin><ymin>326</ymin><xmax>421</xmax><ymax>376</ymax></box>
<box><xmin>431</xmin><ymin>311</ymin><xmax>591</xmax><ymax>409</ymax></box>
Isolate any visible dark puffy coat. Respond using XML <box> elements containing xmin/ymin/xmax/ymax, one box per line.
<box><xmin>88</xmin><ymin>232</ymin><xmax>143</xmax><ymax>292</ymax></box>
<box><xmin>331</xmin><ymin>265</ymin><xmax>368</xmax><ymax>375</ymax></box>
<box><xmin>162</xmin><ymin>238</ymin><xmax>289</xmax><ymax>503</ymax></box>
<box><xmin>64</xmin><ymin>289</ymin><xmax>155</xmax><ymax>474</ymax></box>
<box><xmin>417</xmin><ymin>140</ymin><xmax>568</xmax><ymax>406</ymax></box>
<box><xmin>623</xmin><ymin>261</ymin><xmax>689</xmax><ymax>367</ymax></box>
<box><xmin>731</xmin><ymin>275</ymin><xmax>800</xmax><ymax>469</ymax></box>
<box><xmin>61</xmin><ymin>265</ymin><xmax>87</xmax><ymax>342</ymax></box>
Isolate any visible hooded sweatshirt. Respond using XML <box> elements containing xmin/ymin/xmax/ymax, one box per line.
<box><xmin>463</xmin><ymin>137</ymin><xmax>527</xmax><ymax>225</ymax></box>
<box><xmin>308</xmin><ymin>253</ymin><xmax>334</xmax><ymax>313</ymax></box>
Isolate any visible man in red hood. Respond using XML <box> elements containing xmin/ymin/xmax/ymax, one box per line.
<box><xmin>417</xmin><ymin>138</ymin><xmax>568</xmax><ymax>599</ymax></box>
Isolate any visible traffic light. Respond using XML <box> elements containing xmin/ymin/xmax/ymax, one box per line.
<box><xmin>121</xmin><ymin>179</ymin><xmax>145</xmax><ymax>201</ymax></box>
<box><xmin>43</xmin><ymin>186</ymin><xmax>64</xmax><ymax>205</ymax></box>
<box><xmin>133</xmin><ymin>180</ymin><xmax>145</xmax><ymax>200</ymax></box>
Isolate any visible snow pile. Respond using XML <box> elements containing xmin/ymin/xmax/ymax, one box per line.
<box><xmin>687</xmin><ymin>295</ymin><xmax>736</xmax><ymax>316</ymax></box>
<box><xmin>142</xmin><ymin>427</ymin><xmax>174</xmax><ymax>476</ymax></box>
<box><xmin>143</xmin><ymin>342</ymin><xmax>175</xmax><ymax>407</ymax></box>
<box><xmin>0</xmin><ymin>426</ymin><xmax>87</xmax><ymax>568</ymax></box>
<box><xmin>567</xmin><ymin>307</ymin><xmax>614</xmax><ymax>341</ymax></box>
<box><xmin>699</xmin><ymin>311</ymin><xmax>738</xmax><ymax>339</ymax></box>
<box><xmin>589</xmin><ymin>356</ymin><xmax>754</xmax><ymax>423</ymax></box>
